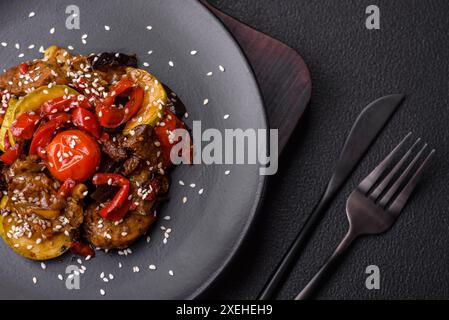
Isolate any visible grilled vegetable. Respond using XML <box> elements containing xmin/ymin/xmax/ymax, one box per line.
<box><xmin>88</xmin><ymin>52</ymin><xmax>138</xmax><ymax>70</ymax></box>
<box><xmin>0</xmin><ymin>86</ymin><xmax>79</xmax><ymax>151</ymax></box>
<box><xmin>123</xmin><ymin>68</ymin><xmax>167</xmax><ymax>135</ymax></box>
<box><xmin>1</xmin><ymin>216</ymin><xmax>71</xmax><ymax>260</ymax></box>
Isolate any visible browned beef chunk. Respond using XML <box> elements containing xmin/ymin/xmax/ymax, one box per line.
<box><xmin>123</xmin><ymin>155</ymin><xmax>140</xmax><ymax>176</ymax></box>
<box><xmin>0</xmin><ymin>61</ymin><xmax>68</xmax><ymax>96</ymax></box>
<box><xmin>83</xmin><ymin>203</ymin><xmax>156</xmax><ymax>249</ymax></box>
<box><xmin>101</xmin><ymin>138</ymin><xmax>128</xmax><ymax>162</ymax></box>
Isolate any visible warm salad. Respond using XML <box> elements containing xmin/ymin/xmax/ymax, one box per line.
<box><xmin>0</xmin><ymin>46</ymin><xmax>189</xmax><ymax>260</ymax></box>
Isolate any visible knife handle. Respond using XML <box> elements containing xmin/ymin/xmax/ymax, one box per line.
<box><xmin>258</xmin><ymin>194</ymin><xmax>332</xmax><ymax>300</ymax></box>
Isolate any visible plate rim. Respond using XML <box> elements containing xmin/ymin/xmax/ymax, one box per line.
<box><xmin>186</xmin><ymin>0</ymin><xmax>268</xmax><ymax>300</ymax></box>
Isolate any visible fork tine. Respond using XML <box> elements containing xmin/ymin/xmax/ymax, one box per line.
<box><xmin>369</xmin><ymin>138</ymin><xmax>421</xmax><ymax>201</ymax></box>
<box><xmin>388</xmin><ymin>149</ymin><xmax>435</xmax><ymax>216</ymax></box>
<box><xmin>358</xmin><ymin>132</ymin><xmax>412</xmax><ymax>193</ymax></box>
<box><xmin>378</xmin><ymin>143</ymin><xmax>428</xmax><ymax>207</ymax></box>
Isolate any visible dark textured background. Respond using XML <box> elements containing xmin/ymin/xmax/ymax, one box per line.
<box><xmin>201</xmin><ymin>0</ymin><xmax>449</xmax><ymax>300</ymax></box>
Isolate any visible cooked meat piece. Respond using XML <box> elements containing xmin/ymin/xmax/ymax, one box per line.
<box><xmin>2</xmin><ymin>156</ymin><xmax>85</xmax><ymax>240</ymax></box>
<box><xmin>0</xmin><ymin>61</ymin><xmax>68</xmax><ymax>96</ymax></box>
<box><xmin>129</xmin><ymin>169</ymin><xmax>169</xmax><ymax>216</ymax></box>
<box><xmin>122</xmin><ymin>155</ymin><xmax>140</xmax><ymax>176</ymax></box>
<box><xmin>101</xmin><ymin>138</ymin><xmax>128</xmax><ymax>162</ymax></box>
<box><xmin>83</xmin><ymin>203</ymin><xmax>156</xmax><ymax>249</ymax></box>
<box><xmin>121</xmin><ymin>125</ymin><xmax>161</xmax><ymax>166</ymax></box>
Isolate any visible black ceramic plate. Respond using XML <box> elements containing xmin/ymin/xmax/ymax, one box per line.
<box><xmin>0</xmin><ymin>0</ymin><xmax>267</xmax><ymax>299</ymax></box>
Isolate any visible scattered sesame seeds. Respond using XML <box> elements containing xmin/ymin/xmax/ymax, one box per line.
<box><xmin>225</xmin><ymin>170</ymin><xmax>231</xmax><ymax>175</ymax></box>
<box><xmin>100</xmin><ymin>289</ymin><xmax>106</xmax><ymax>296</ymax></box>
<box><xmin>163</xmin><ymin>216</ymin><xmax>171</xmax><ymax>220</ymax></box>
<box><xmin>28</xmin><ymin>44</ymin><xmax>35</xmax><ymax>50</ymax></box>
<box><xmin>104</xmin><ymin>25</ymin><xmax>111</xmax><ymax>31</ymax></box>
<box><xmin>32</xmin><ymin>276</ymin><xmax>37</xmax><ymax>284</ymax></box>
<box><xmin>143</xmin><ymin>62</ymin><xmax>150</xmax><ymax>67</ymax></box>
<box><xmin>168</xmin><ymin>61</ymin><xmax>174</xmax><ymax>67</ymax></box>
<box><xmin>57</xmin><ymin>274</ymin><xmax>63</xmax><ymax>281</ymax></box>
<box><xmin>41</xmin><ymin>262</ymin><xmax>46</xmax><ymax>270</ymax></box>
<box><xmin>219</xmin><ymin>65</ymin><xmax>226</xmax><ymax>72</ymax></box>
<box><xmin>39</xmin><ymin>46</ymin><xmax>44</xmax><ymax>53</ymax></box>
<box><xmin>149</xmin><ymin>264</ymin><xmax>156</xmax><ymax>270</ymax></box>
<box><xmin>147</xmin><ymin>50</ymin><xmax>153</xmax><ymax>55</ymax></box>
<box><xmin>199</xmin><ymin>188</ymin><xmax>204</xmax><ymax>195</ymax></box>
<box><xmin>15</xmin><ymin>43</ymin><xmax>20</xmax><ymax>50</ymax></box>
<box><xmin>203</xmin><ymin>99</ymin><xmax>209</xmax><ymax>106</ymax></box>
<box><xmin>1</xmin><ymin>42</ymin><xmax>7</xmax><ymax>47</ymax></box>
<box><xmin>190</xmin><ymin>50</ymin><xmax>198</xmax><ymax>56</ymax></box>
<box><xmin>118</xmin><ymin>262</ymin><xmax>123</xmax><ymax>268</ymax></box>
<box><xmin>182</xmin><ymin>196</ymin><xmax>188</xmax><ymax>204</ymax></box>
<box><xmin>189</xmin><ymin>183</ymin><xmax>196</xmax><ymax>188</ymax></box>
<box><xmin>179</xmin><ymin>180</ymin><xmax>185</xmax><ymax>186</ymax></box>
<box><xmin>206</xmin><ymin>72</ymin><xmax>213</xmax><ymax>76</ymax></box>
<box><xmin>50</xmin><ymin>27</ymin><xmax>55</xmax><ymax>34</ymax></box>
<box><xmin>146</xmin><ymin>25</ymin><xmax>153</xmax><ymax>30</ymax></box>
<box><xmin>28</xmin><ymin>12</ymin><xmax>36</xmax><ymax>18</ymax></box>
<box><xmin>224</xmin><ymin>114</ymin><xmax>230</xmax><ymax>120</ymax></box>
<box><xmin>132</xmin><ymin>266</ymin><xmax>140</xmax><ymax>273</ymax></box>
<box><xmin>169</xmin><ymin>270</ymin><xmax>174</xmax><ymax>276</ymax></box>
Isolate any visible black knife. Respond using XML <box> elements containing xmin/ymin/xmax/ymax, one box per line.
<box><xmin>258</xmin><ymin>94</ymin><xmax>405</xmax><ymax>300</ymax></box>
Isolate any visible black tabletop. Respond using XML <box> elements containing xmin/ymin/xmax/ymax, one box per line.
<box><xmin>202</xmin><ymin>0</ymin><xmax>449</xmax><ymax>300</ymax></box>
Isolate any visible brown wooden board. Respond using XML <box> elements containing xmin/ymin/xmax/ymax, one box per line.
<box><xmin>201</xmin><ymin>0</ymin><xmax>312</xmax><ymax>152</ymax></box>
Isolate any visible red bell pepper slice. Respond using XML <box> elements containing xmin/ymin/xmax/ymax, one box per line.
<box><xmin>0</xmin><ymin>143</ymin><xmax>21</xmax><ymax>165</ymax></box>
<box><xmin>10</xmin><ymin>113</ymin><xmax>40</xmax><ymax>140</ymax></box>
<box><xmin>70</xmin><ymin>241</ymin><xmax>96</xmax><ymax>258</ymax></box>
<box><xmin>19</xmin><ymin>63</ymin><xmax>28</xmax><ymax>75</ymax></box>
<box><xmin>71</xmin><ymin>107</ymin><xmax>102</xmax><ymax>139</ymax></box>
<box><xmin>29</xmin><ymin>113</ymin><xmax>71</xmax><ymax>156</ymax></box>
<box><xmin>95</xmin><ymin>78</ymin><xmax>144</xmax><ymax>128</ymax></box>
<box><xmin>58</xmin><ymin>178</ymin><xmax>76</xmax><ymax>198</ymax></box>
<box><xmin>92</xmin><ymin>173</ymin><xmax>131</xmax><ymax>221</ymax></box>
<box><xmin>154</xmin><ymin>109</ymin><xmax>190</xmax><ymax>168</ymax></box>
<box><xmin>41</xmin><ymin>95</ymin><xmax>90</xmax><ymax>116</ymax></box>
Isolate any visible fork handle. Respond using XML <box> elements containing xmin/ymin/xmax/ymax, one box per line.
<box><xmin>294</xmin><ymin>230</ymin><xmax>358</xmax><ymax>300</ymax></box>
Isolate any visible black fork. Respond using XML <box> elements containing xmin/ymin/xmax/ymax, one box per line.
<box><xmin>295</xmin><ymin>133</ymin><xmax>435</xmax><ymax>300</ymax></box>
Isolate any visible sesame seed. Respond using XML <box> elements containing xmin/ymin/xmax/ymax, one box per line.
<box><xmin>15</xmin><ymin>43</ymin><xmax>20</xmax><ymax>49</ymax></box>
<box><xmin>219</xmin><ymin>65</ymin><xmax>226</xmax><ymax>72</ymax></box>
<box><xmin>203</xmin><ymin>99</ymin><xmax>209</xmax><ymax>106</ymax></box>
<box><xmin>225</xmin><ymin>170</ymin><xmax>231</xmax><ymax>175</ymax></box>
<box><xmin>32</xmin><ymin>277</ymin><xmax>37</xmax><ymax>284</ymax></box>
<box><xmin>168</xmin><ymin>61</ymin><xmax>174</xmax><ymax>67</ymax></box>
<box><xmin>179</xmin><ymin>180</ymin><xmax>185</xmax><ymax>186</ymax></box>
<box><xmin>1</xmin><ymin>42</ymin><xmax>7</xmax><ymax>47</ymax></box>
<box><xmin>100</xmin><ymin>289</ymin><xmax>105</xmax><ymax>296</ymax></box>
<box><xmin>58</xmin><ymin>274</ymin><xmax>63</xmax><ymax>281</ymax></box>
<box><xmin>224</xmin><ymin>114</ymin><xmax>230</xmax><ymax>120</ymax></box>
<box><xmin>206</xmin><ymin>72</ymin><xmax>213</xmax><ymax>76</ymax></box>
<box><xmin>147</xmin><ymin>50</ymin><xmax>153</xmax><ymax>55</ymax></box>
<box><xmin>41</xmin><ymin>262</ymin><xmax>46</xmax><ymax>270</ymax></box>
<box><xmin>133</xmin><ymin>266</ymin><xmax>140</xmax><ymax>273</ymax></box>
<box><xmin>169</xmin><ymin>270</ymin><xmax>174</xmax><ymax>276</ymax></box>
<box><xmin>28</xmin><ymin>44</ymin><xmax>35</xmax><ymax>50</ymax></box>
<box><xmin>143</xmin><ymin>62</ymin><xmax>150</xmax><ymax>67</ymax></box>
<box><xmin>182</xmin><ymin>196</ymin><xmax>187</xmax><ymax>204</ymax></box>
<box><xmin>28</xmin><ymin>12</ymin><xmax>35</xmax><ymax>18</ymax></box>
<box><xmin>190</xmin><ymin>50</ymin><xmax>198</xmax><ymax>55</ymax></box>
<box><xmin>68</xmin><ymin>45</ymin><xmax>74</xmax><ymax>50</ymax></box>
<box><xmin>199</xmin><ymin>188</ymin><xmax>204</xmax><ymax>195</ymax></box>
<box><xmin>149</xmin><ymin>264</ymin><xmax>156</xmax><ymax>270</ymax></box>
<box><xmin>104</xmin><ymin>25</ymin><xmax>111</xmax><ymax>31</ymax></box>
<box><xmin>50</xmin><ymin>28</ymin><xmax>55</xmax><ymax>34</ymax></box>
<box><xmin>189</xmin><ymin>183</ymin><xmax>196</xmax><ymax>188</ymax></box>
<box><xmin>146</xmin><ymin>25</ymin><xmax>153</xmax><ymax>30</ymax></box>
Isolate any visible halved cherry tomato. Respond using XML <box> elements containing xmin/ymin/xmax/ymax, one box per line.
<box><xmin>154</xmin><ymin>109</ymin><xmax>190</xmax><ymax>168</ymax></box>
<box><xmin>0</xmin><ymin>143</ymin><xmax>21</xmax><ymax>165</ymax></box>
<box><xmin>40</xmin><ymin>95</ymin><xmax>90</xmax><ymax>116</ymax></box>
<box><xmin>29</xmin><ymin>113</ymin><xmax>71</xmax><ymax>156</ymax></box>
<box><xmin>71</xmin><ymin>107</ymin><xmax>101</xmax><ymax>139</ymax></box>
<box><xmin>95</xmin><ymin>78</ymin><xmax>144</xmax><ymax>128</ymax></box>
<box><xmin>10</xmin><ymin>113</ymin><xmax>40</xmax><ymax>140</ymax></box>
<box><xmin>46</xmin><ymin>129</ymin><xmax>101</xmax><ymax>182</ymax></box>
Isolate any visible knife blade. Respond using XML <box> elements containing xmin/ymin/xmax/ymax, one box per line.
<box><xmin>258</xmin><ymin>94</ymin><xmax>405</xmax><ymax>300</ymax></box>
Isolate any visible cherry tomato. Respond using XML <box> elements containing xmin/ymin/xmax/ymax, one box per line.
<box><xmin>46</xmin><ymin>130</ymin><xmax>101</xmax><ymax>182</ymax></box>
